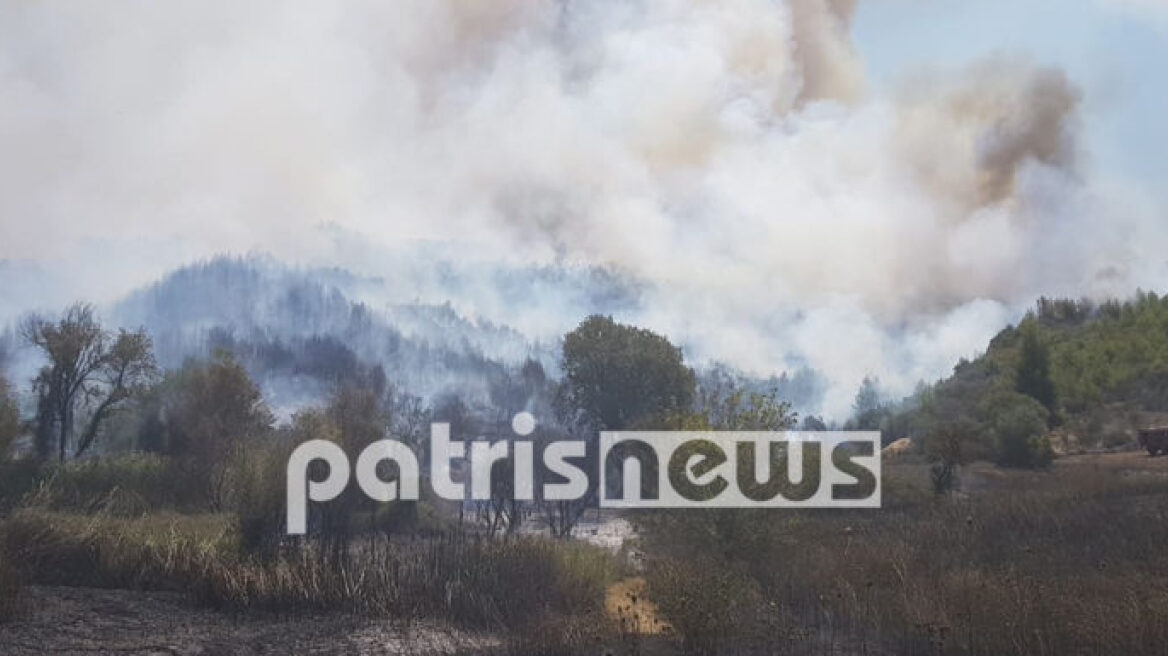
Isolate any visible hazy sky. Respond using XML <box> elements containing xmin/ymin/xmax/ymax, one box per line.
<box><xmin>1</xmin><ymin>0</ymin><xmax>1165</xmax><ymax>417</ymax></box>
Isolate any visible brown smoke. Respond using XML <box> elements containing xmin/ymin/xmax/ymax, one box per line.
<box><xmin>0</xmin><ymin>0</ymin><xmax>1160</xmax><ymax>419</ymax></box>
<box><xmin>895</xmin><ymin>60</ymin><xmax>1080</xmax><ymax>215</ymax></box>
<box><xmin>789</xmin><ymin>0</ymin><xmax>865</xmax><ymax>105</ymax></box>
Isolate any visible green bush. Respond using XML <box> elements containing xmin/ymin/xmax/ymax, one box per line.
<box><xmin>985</xmin><ymin>392</ymin><xmax>1054</xmax><ymax>469</ymax></box>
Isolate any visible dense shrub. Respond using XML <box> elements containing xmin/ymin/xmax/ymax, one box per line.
<box><xmin>902</xmin><ymin>293</ymin><xmax>1168</xmax><ymax>454</ymax></box>
<box><xmin>24</xmin><ymin>453</ymin><xmax>203</xmax><ymax>515</ymax></box>
<box><xmin>984</xmin><ymin>391</ymin><xmax>1054</xmax><ymax>469</ymax></box>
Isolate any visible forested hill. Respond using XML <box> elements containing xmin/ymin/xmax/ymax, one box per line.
<box><xmin>886</xmin><ymin>292</ymin><xmax>1168</xmax><ymax>464</ymax></box>
<box><xmin>108</xmin><ymin>256</ymin><xmax>558</xmax><ymax>416</ymax></box>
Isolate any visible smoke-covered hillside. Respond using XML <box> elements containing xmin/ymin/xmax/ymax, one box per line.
<box><xmin>107</xmin><ymin>256</ymin><xmax>556</xmax><ymax>417</ymax></box>
<box><xmin>0</xmin><ymin>255</ymin><xmax>834</xmax><ymax>422</ymax></box>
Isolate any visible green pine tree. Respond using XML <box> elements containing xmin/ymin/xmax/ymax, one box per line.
<box><xmin>1015</xmin><ymin>323</ymin><xmax>1057</xmax><ymax>420</ymax></box>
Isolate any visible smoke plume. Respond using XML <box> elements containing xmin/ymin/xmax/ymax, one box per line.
<box><xmin>1</xmin><ymin>0</ymin><xmax>1165</xmax><ymax>419</ymax></box>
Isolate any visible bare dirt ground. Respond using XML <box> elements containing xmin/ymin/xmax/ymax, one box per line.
<box><xmin>0</xmin><ymin>586</ymin><xmax>498</xmax><ymax>656</ymax></box>
<box><xmin>1055</xmin><ymin>448</ymin><xmax>1168</xmax><ymax>473</ymax></box>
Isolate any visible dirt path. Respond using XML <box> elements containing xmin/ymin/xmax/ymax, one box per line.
<box><xmin>605</xmin><ymin>577</ymin><xmax>670</xmax><ymax>636</ymax></box>
<box><xmin>0</xmin><ymin>586</ymin><xmax>498</xmax><ymax>655</ymax></box>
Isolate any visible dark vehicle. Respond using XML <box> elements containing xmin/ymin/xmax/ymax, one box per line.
<box><xmin>1137</xmin><ymin>427</ymin><xmax>1168</xmax><ymax>456</ymax></box>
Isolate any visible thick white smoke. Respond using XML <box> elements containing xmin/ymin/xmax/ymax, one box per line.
<box><xmin>1</xmin><ymin>0</ymin><xmax>1165</xmax><ymax>419</ymax></box>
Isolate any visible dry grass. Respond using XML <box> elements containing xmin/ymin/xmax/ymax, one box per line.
<box><xmin>1</xmin><ymin>508</ymin><xmax>618</xmax><ymax>634</ymax></box>
<box><xmin>641</xmin><ymin>454</ymin><xmax>1168</xmax><ymax>655</ymax></box>
<box><xmin>11</xmin><ymin>451</ymin><xmax>1166</xmax><ymax>654</ymax></box>
<box><xmin>0</xmin><ymin>452</ymin><xmax>626</xmax><ymax>652</ymax></box>
<box><xmin>607</xmin><ymin>577</ymin><xmax>670</xmax><ymax>635</ymax></box>
<box><xmin>1</xmin><ymin>510</ymin><xmax>235</xmax><ymax>591</ymax></box>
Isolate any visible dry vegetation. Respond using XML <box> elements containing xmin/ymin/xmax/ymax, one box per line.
<box><xmin>0</xmin><ymin>545</ymin><xmax>18</xmax><ymax>623</ymax></box>
<box><xmin>639</xmin><ymin>453</ymin><xmax>1168</xmax><ymax>655</ymax></box>
<box><xmin>3</xmin><ymin>447</ymin><xmax>1168</xmax><ymax>654</ymax></box>
<box><xmin>0</xmin><ymin>506</ymin><xmax>618</xmax><ymax>632</ymax></box>
<box><xmin>4</xmin><ymin>309</ymin><xmax>1168</xmax><ymax>654</ymax></box>
<box><xmin>0</xmin><ymin>454</ymin><xmax>624</xmax><ymax>653</ymax></box>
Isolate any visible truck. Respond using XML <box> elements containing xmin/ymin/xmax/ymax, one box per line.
<box><xmin>1137</xmin><ymin>427</ymin><xmax>1168</xmax><ymax>456</ymax></box>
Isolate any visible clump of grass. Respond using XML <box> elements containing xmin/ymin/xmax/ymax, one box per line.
<box><xmin>1</xmin><ymin>509</ymin><xmax>235</xmax><ymax>590</ymax></box>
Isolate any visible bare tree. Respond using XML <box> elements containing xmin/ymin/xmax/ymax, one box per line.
<box><xmin>542</xmin><ymin>496</ymin><xmax>593</xmax><ymax>539</ymax></box>
<box><xmin>75</xmin><ymin>330</ymin><xmax>157</xmax><ymax>457</ymax></box>
<box><xmin>537</xmin><ymin>428</ymin><xmax>598</xmax><ymax>539</ymax></box>
<box><xmin>390</xmin><ymin>388</ymin><xmax>430</xmax><ymax>458</ymax></box>
<box><xmin>22</xmin><ymin>303</ymin><xmax>156</xmax><ymax>460</ymax></box>
<box><xmin>477</xmin><ymin>456</ymin><xmax>527</xmax><ymax>535</ymax></box>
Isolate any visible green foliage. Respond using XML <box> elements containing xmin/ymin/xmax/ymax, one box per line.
<box><xmin>705</xmin><ymin>387</ymin><xmax>797</xmax><ymax>431</ymax></box>
<box><xmin>557</xmin><ymin>315</ymin><xmax>695</xmax><ymax>430</ymax></box>
<box><xmin>976</xmin><ymin>389</ymin><xmax>1053</xmax><ymax>468</ymax></box>
<box><xmin>1047</xmin><ymin>293</ymin><xmax>1168</xmax><ymax>413</ymax></box>
<box><xmin>143</xmin><ymin>351</ymin><xmax>274</xmax><ymax>509</ymax></box>
<box><xmin>896</xmin><ymin>292</ymin><xmax>1168</xmax><ymax>458</ymax></box>
<box><xmin>1015</xmin><ymin>322</ymin><xmax>1057</xmax><ymax>417</ymax></box>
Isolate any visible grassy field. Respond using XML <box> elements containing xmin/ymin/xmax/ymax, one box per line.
<box><xmin>0</xmin><ymin>453</ymin><xmax>625</xmax><ymax>653</ymax></box>
<box><xmin>0</xmin><ymin>509</ymin><xmax>617</xmax><ymax>631</ymax></box>
<box><xmin>639</xmin><ymin>451</ymin><xmax>1168</xmax><ymax>655</ymax></box>
<box><xmin>2</xmin><ymin>452</ymin><xmax>1167</xmax><ymax>654</ymax></box>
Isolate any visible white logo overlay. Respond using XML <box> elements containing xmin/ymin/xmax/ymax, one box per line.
<box><xmin>286</xmin><ymin>415</ymin><xmax>881</xmax><ymax>534</ymax></box>
<box><xmin>598</xmin><ymin>431</ymin><xmax>880</xmax><ymax>508</ymax></box>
